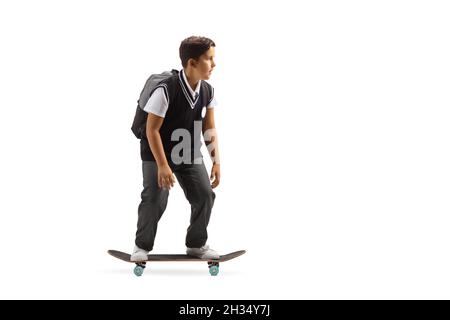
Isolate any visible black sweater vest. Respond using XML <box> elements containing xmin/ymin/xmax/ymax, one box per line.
<box><xmin>140</xmin><ymin>70</ymin><xmax>214</xmax><ymax>163</ymax></box>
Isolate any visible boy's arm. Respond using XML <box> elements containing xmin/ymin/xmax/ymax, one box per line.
<box><xmin>146</xmin><ymin>113</ymin><xmax>175</xmax><ymax>189</ymax></box>
<box><xmin>202</xmin><ymin>108</ymin><xmax>220</xmax><ymax>188</ymax></box>
<box><xmin>202</xmin><ymin>108</ymin><xmax>220</xmax><ymax>164</ymax></box>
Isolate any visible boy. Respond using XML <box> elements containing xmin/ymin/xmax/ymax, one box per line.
<box><xmin>131</xmin><ymin>36</ymin><xmax>221</xmax><ymax>262</ymax></box>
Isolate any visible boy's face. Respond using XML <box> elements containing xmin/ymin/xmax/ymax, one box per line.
<box><xmin>189</xmin><ymin>46</ymin><xmax>216</xmax><ymax>80</ymax></box>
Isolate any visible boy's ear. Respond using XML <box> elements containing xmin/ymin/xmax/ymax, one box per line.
<box><xmin>188</xmin><ymin>58</ymin><xmax>198</xmax><ymax>68</ymax></box>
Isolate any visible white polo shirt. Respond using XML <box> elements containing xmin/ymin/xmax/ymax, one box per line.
<box><xmin>144</xmin><ymin>69</ymin><xmax>218</xmax><ymax>117</ymax></box>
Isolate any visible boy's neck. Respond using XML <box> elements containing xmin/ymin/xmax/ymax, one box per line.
<box><xmin>183</xmin><ymin>68</ymin><xmax>200</xmax><ymax>92</ymax></box>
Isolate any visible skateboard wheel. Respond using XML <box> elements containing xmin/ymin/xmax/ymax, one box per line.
<box><xmin>134</xmin><ymin>265</ymin><xmax>145</xmax><ymax>277</ymax></box>
<box><xmin>209</xmin><ymin>265</ymin><xmax>219</xmax><ymax>276</ymax></box>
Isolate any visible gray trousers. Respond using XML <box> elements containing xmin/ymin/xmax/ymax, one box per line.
<box><xmin>135</xmin><ymin>158</ymin><xmax>216</xmax><ymax>251</ymax></box>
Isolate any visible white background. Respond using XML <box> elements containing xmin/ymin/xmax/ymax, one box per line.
<box><xmin>0</xmin><ymin>0</ymin><xmax>449</xmax><ymax>299</ymax></box>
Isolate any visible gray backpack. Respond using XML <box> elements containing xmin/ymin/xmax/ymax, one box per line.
<box><xmin>131</xmin><ymin>69</ymin><xmax>178</xmax><ymax>139</ymax></box>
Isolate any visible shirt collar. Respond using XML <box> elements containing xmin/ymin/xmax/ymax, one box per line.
<box><xmin>181</xmin><ymin>68</ymin><xmax>201</xmax><ymax>100</ymax></box>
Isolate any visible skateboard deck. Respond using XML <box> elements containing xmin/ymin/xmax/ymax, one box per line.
<box><xmin>107</xmin><ymin>249</ymin><xmax>246</xmax><ymax>276</ymax></box>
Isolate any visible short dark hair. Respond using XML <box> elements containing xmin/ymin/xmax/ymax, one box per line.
<box><xmin>179</xmin><ymin>36</ymin><xmax>216</xmax><ymax>68</ymax></box>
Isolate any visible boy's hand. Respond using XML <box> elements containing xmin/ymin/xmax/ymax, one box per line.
<box><xmin>158</xmin><ymin>164</ymin><xmax>176</xmax><ymax>190</ymax></box>
<box><xmin>210</xmin><ymin>163</ymin><xmax>220</xmax><ymax>189</ymax></box>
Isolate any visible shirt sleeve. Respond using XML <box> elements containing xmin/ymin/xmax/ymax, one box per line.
<box><xmin>143</xmin><ymin>86</ymin><xmax>169</xmax><ymax>117</ymax></box>
<box><xmin>206</xmin><ymin>95</ymin><xmax>218</xmax><ymax>109</ymax></box>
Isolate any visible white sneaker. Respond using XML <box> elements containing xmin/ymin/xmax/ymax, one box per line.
<box><xmin>186</xmin><ymin>244</ymin><xmax>220</xmax><ymax>260</ymax></box>
<box><xmin>130</xmin><ymin>245</ymin><xmax>149</xmax><ymax>262</ymax></box>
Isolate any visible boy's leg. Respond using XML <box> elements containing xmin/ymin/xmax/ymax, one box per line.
<box><xmin>174</xmin><ymin>158</ymin><xmax>216</xmax><ymax>248</ymax></box>
<box><xmin>135</xmin><ymin>160</ymin><xmax>169</xmax><ymax>251</ymax></box>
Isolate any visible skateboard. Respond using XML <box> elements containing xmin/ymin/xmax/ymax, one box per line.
<box><xmin>107</xmin><ymin>249</ymin><xmax>246</xmax><ymax>277</ymax></box>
